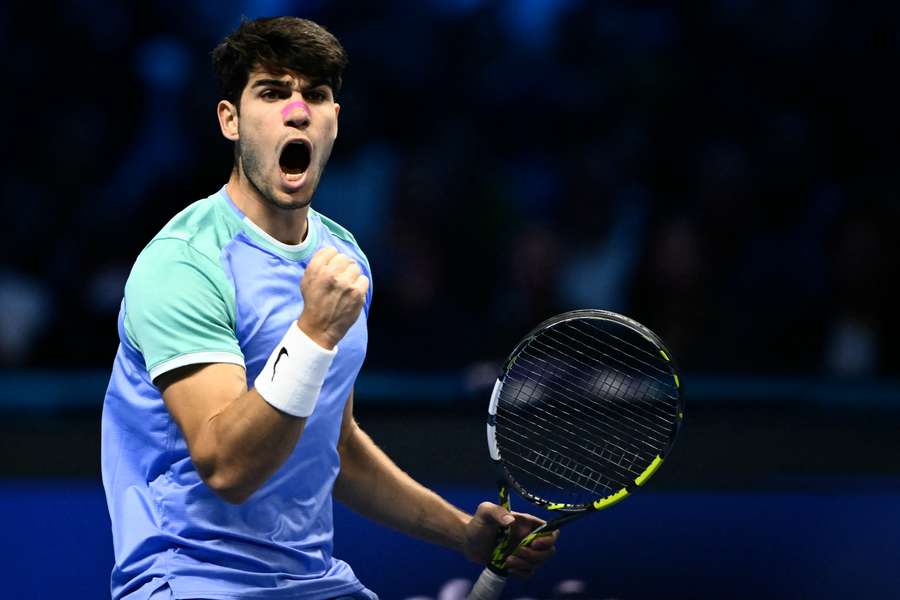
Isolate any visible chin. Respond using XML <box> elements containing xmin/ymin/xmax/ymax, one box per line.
<box><xmin>269</xmin><ymin>191</ymin><xmax>312</xmax><ymax>211</ymax></box>
<box><xmin>273</xmin><ymin>190</ymin><xmax>313</xmax><ymax>210</ymax></box>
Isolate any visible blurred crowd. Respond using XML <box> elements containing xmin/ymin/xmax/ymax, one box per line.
<box><xmin>1</xmin><ymin>0</ymin><xmax>897</xmax><ymax>376</ymax></box>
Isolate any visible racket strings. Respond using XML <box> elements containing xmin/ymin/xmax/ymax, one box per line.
<box><xmin>501</xmin><ymin>443</ymin><xmax>619</xmax><ymax>499</ymax></box>
<box><xmin>514</xmin><ymin>348</ymin><xmax>674</xmax><ymax>443</ymax></box>
<box><xmin>496</xmin><ymin>407</ymin><xmax>643</xmax><ymax>486</ymax></box>
<box><xmin>497</xmin><ymin>416</ymin><xmax>630</xmax><ymax>504</ymax></box>
<box><xmin>502</xmin><ymin>362</ymin><xmax>664</xmax><ymax>459</ymax></box>
<box><xmin>503</xmin><ymin>356</ymin><xmax>670</xmax><ymax>452</ymax></box>
<box><xmin>497</xmin><ymin>431</ymin><xmax>616</xmax><ymax>497</ymax></box>
<box><xmin>526</xmin><ymin>330</ymin><xmax>678</xmax><ymax>423</ymax></box>
<box><xmin>556</xmin><ymin>320</ymin><xmax>677</xmax><ymax>394</ymax></box>
<box><xmin>516</xmin><ymin>349</ymin><xmax>674</xmax><ymax>439</ymax></box>
<box><xmin>497</xmin><ymin>374</ymin><xmax>654</xmax><ymax>495</ymax></box>
<box><xmin>496</xmin><ymin>428</ymin><xmax>630</xmax><ymax>497</ymax></box>
<box><xmin>531</xmin><ymin>322</ymin><xmax>679</xmax><ymax>424</ymax></box>
<box><xmin>579</xmin><ymin>319</ymin><xmax>674</xmax><ymax>375</ymax></box>
<box><xmin>518</xmin><ymin>331</ymin><xmax>677</xmax><ymax>437</ymax></box>
<box><xmin>497</xmin><ymin>402</ymin><xmax>652</xmax><ymax>503</ymax></box>
<box><xmin>497</xmin><ymin>370</ymin><xmax>653</xmax><ymax>498</ymax></box>
<box><xmin>547</xmin><ymin>324</ymin><xmax>679</xmax><ymax>406</ymax></box>
<box><xmin>495</xmin><ymin>317</ymin><xmax>679</xmax><ymax>506</ymax></box>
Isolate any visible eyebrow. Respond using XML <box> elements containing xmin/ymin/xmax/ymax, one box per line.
<box><xmin>250</xmin><ymin>78</ymin><xmax>329</xmax><ymax>91</ymax></box>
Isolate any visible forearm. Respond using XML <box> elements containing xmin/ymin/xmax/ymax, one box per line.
<box><xmin>196</xmin><ymin>387</ymin><xmax>306</xmax><ymax>503</ymax></box>
<box><xmin>334</xmin><ymin>424</ymin><xmax>470</xmax><ymax>551</ymax></box>
<box><xmin>196</xmin><ymin>320</ymin><xmax>337</xmax><ymax>502</ymax></box>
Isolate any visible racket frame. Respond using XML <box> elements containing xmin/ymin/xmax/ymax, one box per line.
<box><xmin>484</xmin><ymin>309</ymin><xmax>684</xmax><ymax>574</ymax></box>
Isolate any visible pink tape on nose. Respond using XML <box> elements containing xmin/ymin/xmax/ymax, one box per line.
<box><xmin>281</xmin><ymin>100</ymin><xmax>311</xmax><ymax>119</ymax></box>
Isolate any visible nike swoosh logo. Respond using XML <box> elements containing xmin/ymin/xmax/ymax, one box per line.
<box><xmin>272</xmin><ymin>347</ymin><xmax>289</xmax><ymax>381</ymax></box>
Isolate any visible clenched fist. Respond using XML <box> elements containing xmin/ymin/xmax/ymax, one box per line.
<box><xmin>297</xmin><ymin>247</ymin><xmax>369</xmax><ymax>350</ymax></box>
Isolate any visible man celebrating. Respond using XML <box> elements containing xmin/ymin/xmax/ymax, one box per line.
<box><xmin>101</xmin><ymin>16</ymin><xmax>555</xmax><ymax>600</ymax></box>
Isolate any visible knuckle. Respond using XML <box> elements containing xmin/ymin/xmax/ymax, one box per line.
<box><xmin>313</xmin><ymin>247</ymin><xmax>336</xmax><ymax>262</ymax></box>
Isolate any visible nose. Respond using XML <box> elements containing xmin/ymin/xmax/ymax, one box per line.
<box><xmin>281</xmin><ymin>100</ymin><xmax>310</xmax><ymax>128</ymax></box>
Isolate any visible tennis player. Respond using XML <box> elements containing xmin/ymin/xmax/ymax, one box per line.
<box><xmin>101</xmin><ymin>16</ymin><xmax>556</xmax><ymax>600</ymax></box>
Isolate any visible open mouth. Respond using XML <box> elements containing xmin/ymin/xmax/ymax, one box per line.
<box><xmin>279</xmin><ymin>141</ymin><xmax>311</xmax><ymax>175</ymax></box>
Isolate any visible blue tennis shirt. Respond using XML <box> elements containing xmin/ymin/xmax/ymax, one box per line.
<box><xmin>101</xmin><ymin>187</ymin><xmax>372</xmax><ymax>600</ymax></box>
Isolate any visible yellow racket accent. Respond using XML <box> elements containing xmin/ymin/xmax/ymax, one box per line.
<box><xmin>498</xmin><ymin>484</ymin><xmax>510</xmax><ymax>511</ymax></box>
<box><xmin>518</xmin><ymin>528</ymin><xmax>554</xmax><ymax>549</ymax></box>
<box><xmin>489</xmin><ymin>484</ymin><xmax>515</xmax><ymax>570</ymax></box>
<box><xmin>593</xmin><ymin>487</ymin><xmax>629</xmax><ymax>510</ymax></box>
<box><xmin>507</xmin><ymin>455</ymin><xmax>666</xmax><ymax>560</ymax></box>
<box><xmin>490</xmin><ymin>535</ymin><xmax>514</xmax><ymax>570</ymax></box>
<box><xmin>635</xmin><ymin>455</ymin><xmax>663</xmax><ymax>487</ymax></box>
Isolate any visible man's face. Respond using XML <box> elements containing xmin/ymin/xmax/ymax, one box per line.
<box><xmin>223</xmin><ymin>68</ymin><xmax>340</xmax><ymax>210</ymax></box>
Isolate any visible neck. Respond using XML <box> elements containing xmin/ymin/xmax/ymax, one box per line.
<box><xmin>226</xmin><ymin>169</ymin><xmax>309</xmax><ymax>245</ymax></box>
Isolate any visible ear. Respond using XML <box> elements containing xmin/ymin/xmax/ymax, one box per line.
<box><xmin>332</xmin><ymin>103</ymin><xmax>340</xmax><ymax>139</ymax></box>
<box><xmin>217</xmin><ymin>100</ymin><xmax>240</xmax><ymax>142</ymax></box>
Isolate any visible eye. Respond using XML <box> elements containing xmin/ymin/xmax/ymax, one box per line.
<box><xmin>261</xmin><ymin>88</ymin><xmax>288</xmax><ymax>101</ymax></box>
<box><xmin>305</xmin><ymin>89</ymin><xmax>328</xmax><ymax>103</ymax></box>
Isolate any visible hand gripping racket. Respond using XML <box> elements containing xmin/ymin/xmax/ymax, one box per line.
<box><xmin>467</xmin><ymin>310</ymin><xmax>684</xmax><ymax>599</ymax></box>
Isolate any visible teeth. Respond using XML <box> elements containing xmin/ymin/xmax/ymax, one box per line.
<box><xmin>282</xmin><ymin>170</ymin><xmax>305</xmax><ymax>185</ymax></box>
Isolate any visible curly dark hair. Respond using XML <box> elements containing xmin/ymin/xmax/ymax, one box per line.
<box><xmin>212</xmin><ymin>16</ymin><xmax>348</xmax><ymax>108</ymax></box>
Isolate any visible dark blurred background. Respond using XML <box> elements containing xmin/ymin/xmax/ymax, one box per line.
<box><xmin>1</xmin><ymin>1</ymin><xmax>899</xmax><ymax>598</ymax></box>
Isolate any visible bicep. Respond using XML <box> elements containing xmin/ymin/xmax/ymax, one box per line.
<box><xmin>158</xmin><ymin>363</ymin><xmax>247</xmax><ymax>453</ymax></box>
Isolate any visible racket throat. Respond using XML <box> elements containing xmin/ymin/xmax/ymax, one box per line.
<box><xmin>490</xmin><ymin>516</ymin><xmax>571</xmax><ymax>573</ymax></box>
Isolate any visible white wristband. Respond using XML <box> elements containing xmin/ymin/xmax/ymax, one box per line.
<box><xmin>254</xmin><ymin>323</ymin><xmax>337</xmax><ymax>417</ymax></box>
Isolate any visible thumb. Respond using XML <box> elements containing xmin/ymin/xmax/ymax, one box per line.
<box><xmin>475</xmin><ymin>501</ymin><xmax>515</xmax><ymax>527</ymax></box>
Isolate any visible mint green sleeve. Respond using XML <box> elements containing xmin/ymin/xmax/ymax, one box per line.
<box><xmin>123</xmin><ymin>237</ymin><xmax>244</xmax><ymax>381</ymax></box>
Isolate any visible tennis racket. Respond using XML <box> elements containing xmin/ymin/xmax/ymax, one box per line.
<box><xmin>467</xmin><ymin>309</ymin><xmax>684</xmax><ymax>600</ymax></box>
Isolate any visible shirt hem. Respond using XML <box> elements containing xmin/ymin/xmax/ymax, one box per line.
<box><xmin>149</xmin><ymin>351</ymin><xmax>246</xmax><ymax>381</ymax></box>
<box><xmin>168</xmin><ymin>580</ymin><xmax>365</xmax><ymax>600</ymax></box>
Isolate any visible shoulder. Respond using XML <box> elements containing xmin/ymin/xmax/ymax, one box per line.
<box><xmin>125</xmin><ymin>194</ymin><xmax>241</xmax><ymax>322</ymax></box>
<box><xmin>313</xmin><ymin>209</ymin><xmax>358</xmax><ymax>245</ymax></box>
<box><xmin>311</xmin><ymin>209</ymin><xmax>370</xmax><ymax>273</ymax></box>
<box><xmin>123</xmin><ymin>203</ymin><xmax>243</xmax><ymax>373</ymax></box>
<box><xmin>146</xmin><ymin>193</ymin><xmax>243</xmax><ymax>268</ymax></box>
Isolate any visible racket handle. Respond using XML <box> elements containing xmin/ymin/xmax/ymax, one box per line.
<box><xmin>467</xmin><ymin>567</ymin><xmax>507</xmax><ymax>600</ymax></box>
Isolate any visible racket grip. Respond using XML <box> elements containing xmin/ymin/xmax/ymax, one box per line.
<box><xmin>467</xmin><ymin>567</ymin><xmax>507</xmax><ymax>600</ymax></box>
